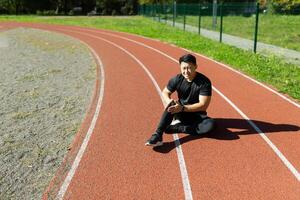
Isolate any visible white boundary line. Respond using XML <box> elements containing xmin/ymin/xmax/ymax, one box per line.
<box><xmin>115</xmin><ymin>29</ymin><xmax>300</xmax><ymax>109</ymax></box>
<box><xmin>193</xmin><ymin>52</ymin><xmax>300</xmax><ymax>108</ymax></box>
<box><xmin>56</xmin><ymin>44</ymin><xmax>105</xmax><ymax>199</ymax></box>
<box><xmin>58</xmin><ymin>29</ymin><xmax>194</xmax><ymax>200</ymax></box>
<box><xmin>2</xmin><ymin>25</ymin><xmax>106</xmax><ymax>199</ymax></box>
<box><xmin>67</xmin><ymin>28</ymin><xmax>300</xmax><ymax>182</ymax></box>
<box><xmin>213</xmin><ymin>87</ymin><xmax>300</xmax><ymax>182</ymax></box>
<box><xmin>72</xmin><ymin>27</ymin><xmax>300</xmax><ymax>109</ymax></box>
<box><xmin>53</xmin><ymin>26</ymin><xmax>300</xmax><ymax>199</ymax></box>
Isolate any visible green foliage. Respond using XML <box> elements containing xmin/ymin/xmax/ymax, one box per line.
<box><xmin>0</xmin><ymin>16</ymin><xmax>298</xmax><ymax>100</ymax></box>
<box><xmin>36</xmin><ymin>10</ymin><xmax>57</xmax><ymax>16</ymax></box>
<box><xmin>0</xmin><ymin>0</ymin><xmax>25</xmax><ymax>14</ymax></box>
<box><xmin>0</xmin><ymin>0</ymin><xmax>55</xmax><ymax>14</ymax></box>
<box><xmin>161</xmin><ymin>14</ymin><xmax>300</xmax><ymax>51</ymax></box>
<box><xmin>270</xmin><ymin>0</ymin><xmax>300</xmax><ymax>14</ymax></box>
<box><xmin>96</xmin><ymin>0</ymin><xmax>138</xmax><ymax>15</ymax></box>
<box><xmin>138</xmin><ymin>0</ymin><xmax>172</xmax><ymax>4</ymax></box>
<box><xmin>0</xmin><ymin>0</ymin><xmax>139</xmax><ymax>15</ymax></box>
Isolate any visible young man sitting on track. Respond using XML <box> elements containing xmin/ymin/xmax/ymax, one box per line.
<box><xmin>145</xmin><ymin>54</ymin><xmax>215</xmax><ymax>147</ymax></box>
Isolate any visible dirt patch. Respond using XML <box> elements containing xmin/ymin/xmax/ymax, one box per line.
<box><xmin>0</xmin><ymin>27</ymin><xmax>96</xmax><ymax>200</ymax></box>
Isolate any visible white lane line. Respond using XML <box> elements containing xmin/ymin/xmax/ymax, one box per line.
<box><xmin>58</xmin><ymin>29</ymin><xmax>194</xmax><ymax>200</ymax></box>
<box><xmin>74</xmin><ymin>27</ymin><xmax>300</xmax><ymax>109</ymax></box>
<box><xmin>213</xmin><ymin>87</ymin><xmax>300</xmax><ymax>182</ymax></box>
<box><xmin>56</xmin><ymin>44</ymin><xmax>105</xmax><ymax>199</ymax></box>
<box><xmin>192</xmin><ymin>52</ymin><xmax>300</xmax><ymax>109</ymax></box>
<box><xmin>69</xmin><ymin>28</ymin><xmax>300</xmax><ymax>182</ymax></box>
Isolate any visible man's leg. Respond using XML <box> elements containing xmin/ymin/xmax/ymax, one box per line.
<box><xmin>154</xmin><ymin>109</ymin><xmax>175</xmax><ymax>135</ymax></box>
<box><xmin>165</xmin><ymin>114</ymin><xmax>215</xmax><ymax>135</ymax></box>
<box><xmin>194</xmin><ymin>116</ymin><xmax>215</xmax><ymax>135</ymax></box>
<box><xmin>164</xmin><ymin>112</ymin><xmax>196</xmax><ymax>134</ymax></box>
<box><xmin>145</xmin><ymin>101</ymin><xmax>176</xmax><ymax>146</ymax></box>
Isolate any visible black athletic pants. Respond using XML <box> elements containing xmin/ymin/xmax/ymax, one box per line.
<box><xmin>155</xmin><ymin>102</ymin><xmax>215</xmax><ymax>136</ymax></box>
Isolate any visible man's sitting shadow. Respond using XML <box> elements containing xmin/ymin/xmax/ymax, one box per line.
<box><xmin>153</xmin><ymin>118</ymin><xmax>300</xmax><ymax>153</ymax></box>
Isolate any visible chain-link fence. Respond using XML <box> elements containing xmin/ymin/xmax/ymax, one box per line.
<box><xmin>139</xmin><ymin>2</ymin><xmax>300</xmax><ymax>54</ymax></box>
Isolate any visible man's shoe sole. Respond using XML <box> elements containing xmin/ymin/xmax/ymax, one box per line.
<box><xmin>145</xmin><ymin>141</ymin><xmax>163</xmax><ymax>147</ymax></box>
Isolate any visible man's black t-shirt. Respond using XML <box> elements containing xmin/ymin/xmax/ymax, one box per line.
<box><xmin>167</xmin><ymin>72</ymin><xmax>212</xmax><ymax>109</ymax></box>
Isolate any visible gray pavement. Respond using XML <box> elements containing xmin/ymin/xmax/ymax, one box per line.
<box><xmin>158</xmin><ymin>18</ymin><xmax>300</xmax><ymax>66</ymax></box>
<box><xmin>0</xmin><ymin>34</ymin><xmax>8</xmax><ymax>48</ymax></box>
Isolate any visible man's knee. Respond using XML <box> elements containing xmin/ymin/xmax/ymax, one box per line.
<box><xmin>196</xmin><ymin>118</ymin><xmax>215</xmax><ymax>135</ymax></box>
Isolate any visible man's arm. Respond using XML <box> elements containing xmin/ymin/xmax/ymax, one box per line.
<box><xmin>164</xmin><ymin>89</ymin><xmax>211</xmax><ymax>114</ymax></box>
<box><xmin>161</xmin><ymin>87</ymin><xmax>174</xmax><ymax>108</ymax></box>
<box><xmin>183</xmin><ymin>95</ymin><xmax>211</xmax><ymax>112</ymax></box>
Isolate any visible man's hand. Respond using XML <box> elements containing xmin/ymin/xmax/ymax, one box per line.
<box><xmin>167</xmin><ymin>100</ymin><xmax>183</xmax><ymax>114</ymax></box>
<box><xmin>165</xmin><ymin>99</ymin><xmax>175</xmax><ymax>108</ymax></box>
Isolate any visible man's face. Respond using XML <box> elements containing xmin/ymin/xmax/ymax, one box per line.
<box><xmin>180</xmin><ymin>61</ymin><xmax>197</xmax><ymax>81</ymax></box>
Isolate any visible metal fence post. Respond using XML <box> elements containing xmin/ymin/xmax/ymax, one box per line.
<box><xmin>213</xmin><ymin>0</ymin><xmax>218</xmax><ymax>29</ymax></box>
<box><xmin>154</xmin><ymin>4</ymin><xmax>156</xmax><ymax>20</ymax></box>
<box><xmin>152</xmin><ymin>4</ymin><xmax>154</xmax><ymax>19</ymax></box>
<box><xmin>139</xmin><ymin>4</ymin><xmax>143</xmax><ymax>15</ymax></box>
<box><xmin>165</xmin><ymin>3</ymin><xmax>168</xmax><ymax>23</ymax></box>
<box><xmin>158</xmin><ymin>4</ymin><xmax>161</xmax><ymax>22</ymax></box>
<box><xmin>173</xmin><ymin>1</ymin><xmax>175</xmax><ymax>26</ymax></box>
<box><xmin>219</xmin><ymin>3</ymin><xmax>223</xmax><ymax>42</ymax></box>
<box><xmin>254</xmin><ymin>3</ymin><xmax>260</xmax><ymax>53</ymax></box>
<box><xmin>198</xmin><ymin>3</ymin><xmax>201</xmax><ymax>34</ymax></box>
<box><xmin>183</xmin><ymin>3</ymin><xmax>186</xmax><ymax>31</ymax></box>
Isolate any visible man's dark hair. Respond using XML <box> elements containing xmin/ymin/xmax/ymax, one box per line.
<box><xmin>179</xmin><ymin>54</ymin><xmax>197</xmax><ymax>65</ymax></box>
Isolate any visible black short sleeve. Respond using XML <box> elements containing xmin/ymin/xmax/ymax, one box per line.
<box><xmin>166</xmin><ymin>75</ymin><xmax>179</xmax><ymax>93</ymax></box>
<box><xmin>199</xmin><ymin>81</ymin><xmax>212</xmax><ymax>96</ymax></box>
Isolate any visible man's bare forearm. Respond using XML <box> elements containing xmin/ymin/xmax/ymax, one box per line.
<box><xmin>183</xmin><ymin>102</ymin><xmax>208</xmax><ymax>112</ymax></box>
<box><xmin>183</xmin><ymin>96</ymin><xmax>211</xmax><ymax>112</ymax></box>
<box><xmin>161</xmin><ymin>88</ymin><xmax>173</xmax><ymax>107</ymax></box>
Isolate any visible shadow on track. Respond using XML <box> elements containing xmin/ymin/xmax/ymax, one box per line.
<box><xmin>153</xmin><ymin>118</ymin><xmax>300</xmax><ymax>154</ymax></box>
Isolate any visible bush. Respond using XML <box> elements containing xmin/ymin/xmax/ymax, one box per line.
<box><xmin>68</xmin><ymin>10</ymin><xmax>74</xmax><ymax>16</ymax></box>
<box><xmin>111</xmin><ymin>9</ymin><xmax>117</xmax><ymax>16</ymax></box>
<box><xmin>271</xmin><ymin>0</ymin><xmax>300</xmax><ymax>14</ymax></box>
<box><xmin>0</xmin><ymin>8</ymin><xmax>8</xmax><ymax>14</ymax></box>
<box><xmin>72</xmin><ymin>7</ymin><xmax>82</xmax><ymax>15</ymax></box>
<box><xmin>36</xmin><ymin>10</ymin><xmax>56</xmax><ymax>16</ymax></box>
<box><xmin>121</xmin><ymin>3</ymin><xmax>135</xmax><ymax>15</ymax></box>
<box><xmin>101</xmin><ymin>9</ymin><xmax>107</xmax><ymax>15</ymax></box>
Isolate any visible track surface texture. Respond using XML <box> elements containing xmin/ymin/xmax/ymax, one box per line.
<box><xmin>1</xmin><ymin>22</ymin><xmax>299</xmax><ymax>200</ymax></box>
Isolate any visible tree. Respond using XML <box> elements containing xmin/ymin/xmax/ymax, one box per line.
<box><xmin>49</xmin><ymin>0</ymin><xmax>73</xmax><ymax>14</ymax></box>
<box><xmin>96</xmin><ymin>0</ymin><xmax>138</xmax><ymax>15</ymax></box>
<box><xmin>23</xmin><ymin>0</ymin><xmax>52</xmax><ymax>13</ymax></box>
<box><xmin>138</xmin><ymin>0</ymin><xmax>172</xmax><ymax>4</ymax></box>
<box><xmin>0</xmin><ymin>0</ymin><xmax>139</xmax><ymax>15</ymax></box>
<box><xmin>0</xmin><ymin>0</ymin><xmax>24</xmax><ymax>14</ymax></box>
<box><xmin>271</xmin><ymin>0</ymin><xmax>300</xmax><ymax>14</ymax></box>
<box><xmin>81</xmin><ymin>0</ymin><xmax>96</xmax><ymax>14</ymax></box>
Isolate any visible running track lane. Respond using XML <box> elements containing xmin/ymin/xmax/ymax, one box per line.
<box><xmin>60</xmin><ymin>25</ymin><xmax>300</xmax><ymax>199</ymax></box>
<box><xmin>1</xmin><ymin>23</ymin><xmax>185</xmax><ymax>199</ymax></box>
<box><xmin>2</xmin><ymin>22</ymin><xmax>300</xmax><ymax>199</ymax></box>
<box><xmin>46</xmin><ymin>26</ymin><xmax>185</xmax><ymax>198</ymax></box>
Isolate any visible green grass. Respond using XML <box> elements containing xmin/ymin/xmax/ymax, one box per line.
<box><xmin>164</xmin><ymin>14</ymin><xmax>300</xmax><ymax>51</ymax></box>
<box><xmin>12</xmin><ymin>111</ymin><xmax>34</xmax><ymax>120</ymax></box>
<box><xmin>0</xmin><ymin>15</ymin><xmax>299</xmax><ymax>101</ymax></box>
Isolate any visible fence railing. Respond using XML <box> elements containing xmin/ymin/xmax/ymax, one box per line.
<box><xmin>139</xmin><ymin>2</ymin><xmax>300</xmax><ymax>54</ymax></box>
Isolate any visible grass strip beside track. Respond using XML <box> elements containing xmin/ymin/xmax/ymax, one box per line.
<box><xmin>0</xmin><ymin>15</ymin><xmax>299</xmax><ymax>101</ymax></box>
<box><xmin>166</xmin><ymin>14</ymin><xmax>300</xmax><ymax>51</ymax></box>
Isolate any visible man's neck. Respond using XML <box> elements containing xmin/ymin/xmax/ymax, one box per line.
<box><xmin>186</xmin><ymin>72</ymin><xmax>197</xmax><ymax>82</ymax></box>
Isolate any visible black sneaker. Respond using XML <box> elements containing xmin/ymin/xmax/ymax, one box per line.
<box><xmin>145</xmin><ymin>133</ymin><xmax>163</xmax><ymax>147</ymax></box>
<box><xmin>165</xmin><ymin>124</ymin><xmax>196</xmax><ymax>135</ymax></box>
<box><xmin>165</xmin><ymin>123</ymin><xmax>185</xmax><ymax>133</ymax></box>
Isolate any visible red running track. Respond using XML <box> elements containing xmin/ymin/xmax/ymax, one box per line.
<box><xmin>1</xmin><ymin>22</ymin><xmax>299</xmax><ymax>200</ymax></box>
